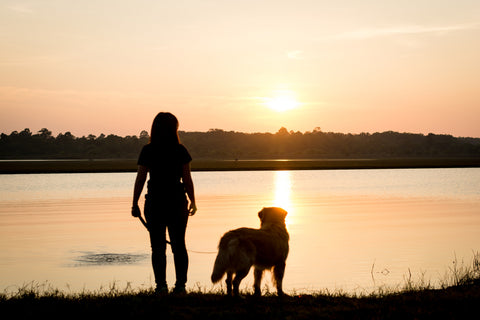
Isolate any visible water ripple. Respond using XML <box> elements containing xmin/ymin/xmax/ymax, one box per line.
<box><xmin>74</xmin><ymin>252</ymin><xmax>148</xmax><ymax>266</ymax></box>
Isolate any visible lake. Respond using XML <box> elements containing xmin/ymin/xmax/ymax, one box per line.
<box><xmin>1</xmin><ymin>168</ymin><xmax>479</xmax><ymax>295</ymax></box>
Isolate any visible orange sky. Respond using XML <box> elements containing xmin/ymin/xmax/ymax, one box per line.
<box><xmin>1</xmin><ymin>1</ymin><xmax>480</xmax><ymax>137</ymax></box>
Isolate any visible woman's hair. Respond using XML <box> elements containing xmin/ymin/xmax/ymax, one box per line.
<box><xmin>150</xmin><ymin>112</ymin><xmax>180</xmax><ymax>145</ymax></box>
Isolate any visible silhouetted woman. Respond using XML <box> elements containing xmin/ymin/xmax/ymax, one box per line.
<box><xmin>132</xmin><ymin>112</ymin><xmax>197</xmax><ymax>294</ymax></box>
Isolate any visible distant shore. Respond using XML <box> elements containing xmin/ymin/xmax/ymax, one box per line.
<box><xmin>0</xmin><ymin>158</ymin><xmax>479</xmax><ymax>174</ymax></box>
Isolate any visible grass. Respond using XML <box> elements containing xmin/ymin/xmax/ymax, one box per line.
<box><xmin>2</xmin><ymin>253</ymin><xmax>480</xmax><ymax>319</ymax></box>
<box><xmin>0</xmin><ymin>157</ymin><xmax>479</xmax><ymax>173</ymax></box>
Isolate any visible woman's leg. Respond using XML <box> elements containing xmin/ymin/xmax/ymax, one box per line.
<box><xmin>149</xmin><ymin>225</ymin><xmax>168</xmax><ymax>290</ymax></box>
<box><xmin>145</xmin><ymin>196</ymin><xmax>168</xmax><ymax>291</ymax></box>
<box><xmin>168</xmin><ymin>211</ymin><xmax>189</xmax><ymax>289</ymax></box>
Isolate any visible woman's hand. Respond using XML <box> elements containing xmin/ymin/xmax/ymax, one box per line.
<box><xmin>188</xmin><ymin>202</ymin><xmax>197</xmax><ymax>216</ymax></box>
<box><xmin>131</xmin><ymin>203</ymin><xmax>141</xmax><ymax>217</ymax></box>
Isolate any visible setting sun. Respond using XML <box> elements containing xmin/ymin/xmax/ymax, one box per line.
<box><xmin>265</xmin><ymin>90</ymin><xmax>300</xmax><ymax>112</ymax></box>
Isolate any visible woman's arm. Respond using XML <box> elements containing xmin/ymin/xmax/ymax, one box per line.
<box><xmin>182</xmin><ymin>163</ymin><xmax>197</xmax><ymax>215</ymax></box>
<box><xmin>132</xmin><ymin>165</ymin><xmax>148</xmax><ymax>217</ymax></box>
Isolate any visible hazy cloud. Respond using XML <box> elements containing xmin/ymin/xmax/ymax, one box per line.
<box><xmin>6</xmin><ymin>3</ymin><xmax>34</xmax><ymax>14</ymax></box>
<box><xmin>330</xmin><ymin>23</ymin><xmax>479</xmax><ymax>40</ymax></box>
<box><xmin>287</xmin><ymin>50</ymin><xmax>304</xmax><ymax>60</ymax></box>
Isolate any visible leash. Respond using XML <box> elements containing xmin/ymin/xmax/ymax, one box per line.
<box><xmin>137</xmin><ymin>216</ymin><xmax>215</xmax><ymax>254</ymax></box>
<box><xmin>137</xmin><ymin>216</ymin><xmax>171</xmax><ymax>244</ymax></box>
<box><xmin>138</xmin><ymin>215</ymin><xmax>149</xmax><ymax>230</ymax></box>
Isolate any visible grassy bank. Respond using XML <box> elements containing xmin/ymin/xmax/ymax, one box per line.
<box><xmin>2</xmin><ymin>282</ymin><xmax>480</xmax><ymax>319</ymax></box>
<box><xmin>2</xmin><ymin>254</ymin><xmax>480</xmax><ymax>319</ymax></box>
<box><xmin>1</xmin><ymin>158</ymin><xmax>479</xmax><ymax>174</ymax></box>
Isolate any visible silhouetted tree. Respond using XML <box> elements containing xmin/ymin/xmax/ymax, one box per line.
<box><xmin>0</xmin><ymin>127</ymin><xmax>479</xmax><ymax>160</ymax></box>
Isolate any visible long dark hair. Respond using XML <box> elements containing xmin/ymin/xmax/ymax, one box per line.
<box><xmin>149</xmin><ymin>112</ymin><xmax>180</xmax><ymax>145</ymax></box>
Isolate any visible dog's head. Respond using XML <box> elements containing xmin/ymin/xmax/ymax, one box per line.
<box><xmin>258</xmin><ymin>207</ymin><xmax>288</xmax><ymax>227</ymax></box>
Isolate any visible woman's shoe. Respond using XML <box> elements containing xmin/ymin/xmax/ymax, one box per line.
<box><xmin>155</xmin><ymin>285</ymin><xmax>168</xmax><ymax>295</ymax></box>
<box><xmin>171</xmin><ymin>285</ymin><xmax>186</xmax><ymax>295</ymax></box>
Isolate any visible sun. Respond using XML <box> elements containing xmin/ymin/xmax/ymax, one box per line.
<box><xmin>265</xmin><ymin>90</ymin><xmax>299</xmax><ymax>112</ymax></box>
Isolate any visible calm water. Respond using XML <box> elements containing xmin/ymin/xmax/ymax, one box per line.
<box><xmin>1</xmin><ymin>168</ymin><xmax>479</xmax><ymax>294</ymax></box>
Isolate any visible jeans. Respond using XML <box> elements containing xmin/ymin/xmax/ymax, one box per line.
<box><xmin>144</xmin><ymin>192</ymin><xmax>189</xmax><ymax>288</ymax></box>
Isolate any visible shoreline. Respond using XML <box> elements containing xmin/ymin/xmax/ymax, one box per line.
<box><xmin>0</xmin><ymin>158</ymin><xmax>479</xmax><ymax>174</ymax></box>
<box><xmin>2</xmin><ymin>282</ymin><xmax>480</xmax><ymax>319</ymax></box>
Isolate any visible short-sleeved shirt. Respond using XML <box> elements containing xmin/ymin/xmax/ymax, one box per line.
<box><xmin>137</xmin><ymin>143</ymin><xmax>192</xmax><ymax>195</ymax></box>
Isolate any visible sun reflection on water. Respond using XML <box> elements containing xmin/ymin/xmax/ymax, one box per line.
<box><xmin>273</xmin><ymin>171</ymin><xmax>294</xmax><ymax>226</ymax></box>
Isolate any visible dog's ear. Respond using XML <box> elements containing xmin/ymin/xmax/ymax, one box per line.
<box><xmin>275</xmin><ymin>207</ymin><xmax>287</xmax><ymax>220</ymax></box>
<box><xmin>258</xmin><ymin>208</ymin><xmax>265</xmax><ymax>221</ymax></box>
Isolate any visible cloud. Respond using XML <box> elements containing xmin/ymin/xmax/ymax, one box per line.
<box><xmin>330</xmin><ymin>23</ymin><xmax>479</xmax><ymax>40</ymax></box>
<box><xmin>7</xmin><ymin>4</ymin><xmax>34</xmax><ymax>14</ymax></box>
<box><xmin>286</xmin><ymin>50</ymin><xmax>304</xmax><ymax>60</ymax></box>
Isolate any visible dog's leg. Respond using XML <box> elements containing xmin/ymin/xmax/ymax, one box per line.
<box><xmin>226</xmin><ymin>272</ymin><xmax>233</xmax><ymax>296</ymax></box>
<box><xmin>273</xmin><ymin>262</ymin><xmax>286</xmax><ymax>296</ymax></box>
<box><xmin>232</xmin><ymin>268</ymin><xmax>249</xmax><ymax>296</ymax></box>
<box><xmin>253</xmin><ymin>267</ymin><xmax>263</xmax><ymax>296</ymax></box>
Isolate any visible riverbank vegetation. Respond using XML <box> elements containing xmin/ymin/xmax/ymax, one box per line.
<box><xmin>2</xmin><ymin>253</ymin><xmax>479</xmax><ymax>319</ymax></box>
<box><xmin>2</xmin><ymin>283</ymin><xmax>480</xmax><ymax>319</ymax></box>
<box><xmin>1</xmin><ymin>127</ymin><xmax>479</xmax><ymax>160</ymax></box>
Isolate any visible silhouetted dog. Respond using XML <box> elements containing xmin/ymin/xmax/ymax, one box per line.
<box><xmin>211</xmin><ymin>207</ymin><xmax>289</xmax><ymax>296</ymax></box>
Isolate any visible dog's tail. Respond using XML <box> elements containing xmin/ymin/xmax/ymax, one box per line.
<box><xmin>211</xmin><ymin>235</ymin><xmax>242</xmax><ymax>283</ymax></box>
<box><xmin>211</xmin><ymin>239</ymin><xmax>233</xmax><ymax>283</ymax></box>
<box><xmin>210</xmin><ymin>255</ymin><xmax>227</xmax><ymax>283</ymax></box>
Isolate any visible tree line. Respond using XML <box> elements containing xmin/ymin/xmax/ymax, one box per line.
<box><xmin>1</xmin><ymin>127</ymin><xmax>479</xmax><ymax>160</ymax></box>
